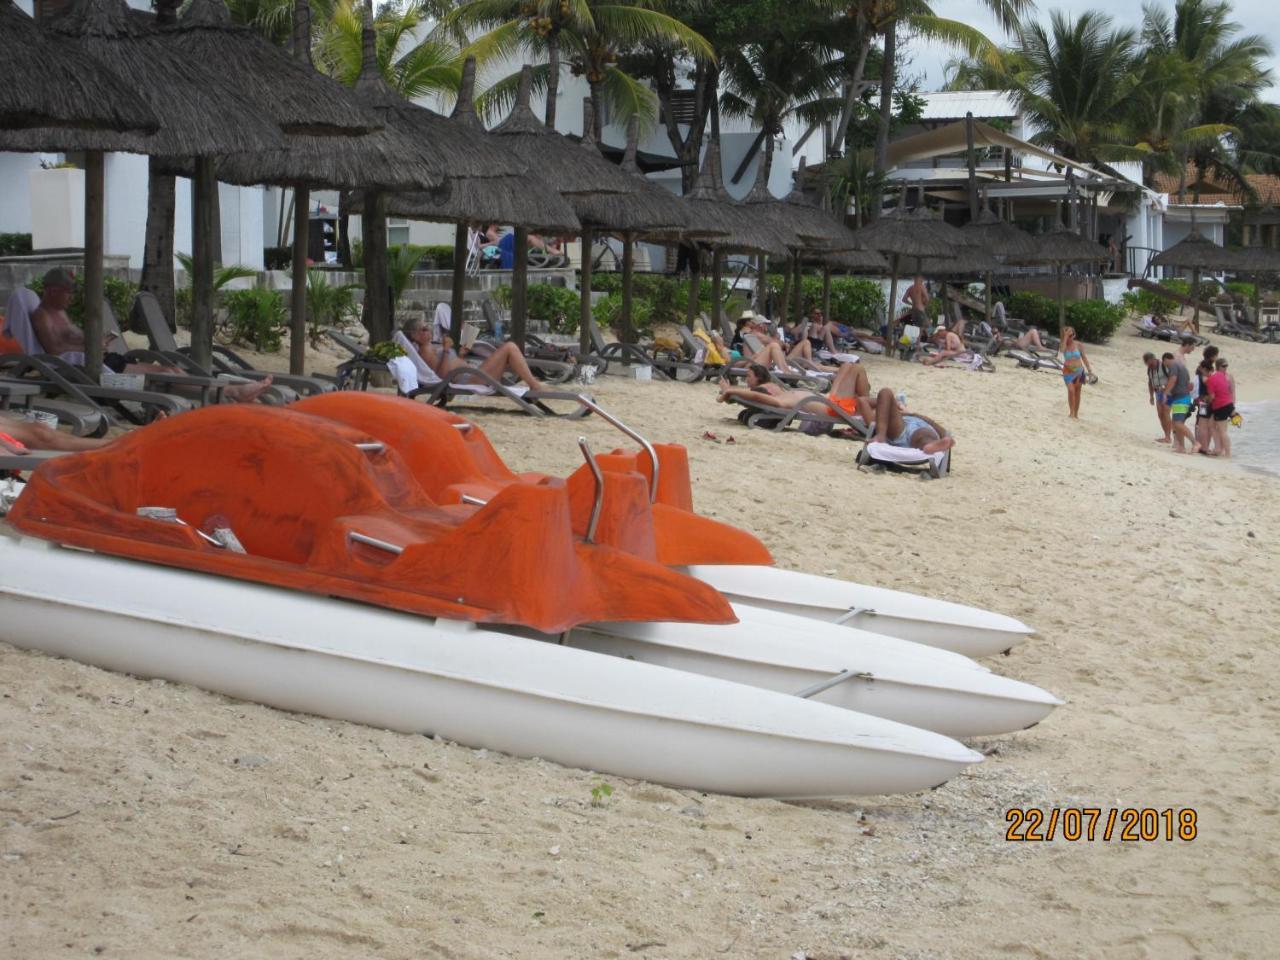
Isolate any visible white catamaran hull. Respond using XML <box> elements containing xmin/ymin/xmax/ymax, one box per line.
<box><xmin>684</xmin><ymin>565</ymin><xmax>1037</xmax><ymax>659</ymax></box>
<box><xmin>0</xmin><ymin>535</ymin><xmax>980</xmax><ymax>798</ymax></box>
<box><xmin>576</xmin><ymin>603</ymin><xmax>1061</xmax><ymax>738</ymax></box>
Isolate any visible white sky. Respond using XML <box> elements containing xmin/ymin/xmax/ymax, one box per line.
<box><xmin>912</xmin><ymin>0</ymin><xmax>1280</xmax><ymax>97</ymax></box>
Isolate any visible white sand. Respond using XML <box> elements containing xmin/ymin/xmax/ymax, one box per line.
<box><xmin>3</xmin><ymin>325</ymin><xmax>1279</xmax><ymax>958</ymax></box>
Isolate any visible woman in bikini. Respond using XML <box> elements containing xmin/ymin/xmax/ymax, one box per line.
<box><xmin>716</xmin><ymin>362</ymin><xmax>870</xmax><ymax>418</ymax></box>
<box><xmin>1059</xmin><ymin>326</ymin><xmax>1093</xmax><ymax>419</ymax></box>
<box><xmin>866</xmin><ymin>388</ymin><xmax>955</xmax><ymax>456</ymax></box>
<box><xmin>404</xmin><ymin>317</ymin><xmax>545</xmax><ymax>390</ymax></box>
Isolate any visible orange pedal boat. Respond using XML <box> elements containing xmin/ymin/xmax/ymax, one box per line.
<box><xmin>5</xmin><ymin>405</ymin><xmax>735</xmax><ymax>634</ymax></box>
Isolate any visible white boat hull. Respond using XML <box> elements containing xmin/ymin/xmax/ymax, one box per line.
<box><xmin>684</xmin><ymin>565</ymin><xmax>1036</xmax><ymax>659</ymax></box>
<box><xmin>0</xmin><ymin>535</ymin><xmax>980</xmax><ymax>798</ymax></box>
<box><xmin>577</xmin><ymin>603</ymin><xmax>1061</xmax><ymax>738</ymax></box>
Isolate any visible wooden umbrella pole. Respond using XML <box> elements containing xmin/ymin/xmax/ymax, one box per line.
<box><xmin>1192</xmin><ymin>266</ymin><xmax>1200</xmax><ymax>330</ymax></box>
<box><xmin>755</xmin><ymin>254</ymin><xmax>766</xmax><ymax>311</ymax></box>
<box><xmin>362</xmin><ymin>189</ymin><xmax>391</xmax><ymax>344</ymax></box>
<box><xmin>289</xmin><ymin>185</ymin><xmax>309</xmax><ymax>375</ymax></box>
<box><xmin>621</xmin><ymin>232</ymin><xmax>635</xmax><ymax>345</ymax></box>
<box><xmin>791</xmin><ymin>254</ymin><xmax>802</xmax><ymax>324</ymax></box>
<box><xmin>449</xmin><ymin>223</ymin><xmax>467</xmax><ymax>343</ymax></box>
<box><xmin>779</xmin><ymin>257</ymin><xmax>792</xmax><ymax>325</ymax></box>
<box><xmin>191</xmin><ymin>155</ymin><xmax>217</xmax><ymax>371</ymax></box>
<box><xmin>822</xmin><ymin>266</ymin><xmax>832</xmax><ymax>321</ymax></box>
<box><xmin>886</xmin><ymin>253</ymin><xmax>900</xmax><ymax>357</ymax></box>
<box><xmin>711</xmin><ymin>248</ymin><xmax>723</xmax><ymax>334</ymax></box>
<box><xmin>686</xmin><ymin>246</ymin><xmax>701</xmax><ymax>328</ymax></box>
<box><xmin>1057</xmin><ymin>264</ymin><xmax>1065</xmax><ymax>331</ymax></box>
<box><xmin>511</xmin><ymin>225</ymin><xmax>528</xmax><ymax>349</ymax></box>
<box><xmin>82</xmin><ymin>150</ymin><xmax>105</xmax><ymax>379</ymax></box>
<box><xmin>985</xmin><ymin>270</ymin><xmax>994</xmax><ymax>322</ymax></box>
<box><xmin>578</xmin><ymin>226</ymin><xmax>594</xmax><ymax>360</ymax></box>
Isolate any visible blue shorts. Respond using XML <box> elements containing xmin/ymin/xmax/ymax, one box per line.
<box><xmin>1155</xmin><ymin>391</ymin><xmax>1166</xmax><ymax>405</ymax></box>
<box><xmin>1169</xmin><ymin>395</ymin><xmax>1192</xmax><ymax>423</ymax></box>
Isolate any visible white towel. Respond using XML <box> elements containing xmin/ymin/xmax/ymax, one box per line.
<box><xmin>386</xmin><ymin>355</ymin><xmax>420</xmax><ymax>394</ymax></box>
<box><xmin>818</xmin><ymin>350</ymin><xmax>860</xmax><ymax>364</ymax></box>
<box><xmin>865</xmin><ymin>441</ymin><xmax>948</xmax><ymax>473</ymax></box>
<box><xmin>432</xmin><ymin>302</ymin><xmax>452</xmax><ymax>342</ymax></box>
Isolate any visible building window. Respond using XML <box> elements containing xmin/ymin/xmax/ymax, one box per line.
<box><xmin>660</xmin><ymin>90</ymin><xmax>699</xmax><ymax>126</ymax></box>
<box><xmin>388</xmin><ymin>218</ymin><xmax>410</xmax><ymax>247</ymax></box>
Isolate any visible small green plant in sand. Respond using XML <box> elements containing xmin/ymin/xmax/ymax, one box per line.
<box><xmin>590</xmin><ymin>781</ymin><xmax>614</xmax><ymax>807</ymax></box>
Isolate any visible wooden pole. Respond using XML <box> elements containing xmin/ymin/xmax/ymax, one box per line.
<box><xmin>965</xmin><ymin>111</ymin><xmax>978</xmax><ymax>221</ymax></box>
<box><xmin>578</xmin><ymin>226</ymin><xmax>594</xmax><ymax>360</ymax></box>
<box><xmin>190</xmin><ymin>155</ymin><xmax>217</xmax><ymax>371</ymax></box>
<box><xmin>778</xmin><ymin>256</ymin><xmax>792</xmax><ymax>325</ymax></box>
<box><xmin>755</xmin><ymin>254</ymin><xmax>767</xmax><ymax>312</ymax></box>
<box><xmin>985</xmin><ymin>270</ymin><xmax>994</xmax><ymax>322</ymax></box>
<box><xmin>886</xmin><ymin>253</ymin><xmax>901</xmax><ymax>356</ymax></box>
<box><xmin>686</xmin><ymin>246</ymin><xmax>701</xmax><ymax>328</ymax></box>
<box><xmin>83</xmin><ymin>151</ymin><xmax>105</xmax><ymax>380</ymax></box>
<box><xmin>361</xmin><ymin>190</ymin><xmax>390</xmax><ymax>344</ymax></box>
<box><xmin>791</xmin><ymin>254</ymin><xmax>803</xmax><ymax>325</ymax></box>
<box><xmin>289</xmin><ymin>185</ymin><xmax>309</xmax><ymax>375</ymax></box>
<box><xmin>822</xmin><ymin>266</ymin><xmax>832</xmax><ymax>320</ymax></box>
<box><xmin>1057</xmin><ymin>264</ymin><xmax>1065</xmax><ymax>331</ymax></box>
<box><xmin>511</xmin><ymin>225</ymin><xmax>528</xmax><ymax>349</ymax></box>
<box><xmin>711</xmin><ymin>248</ymin><xmax>723</xmax><ymax>335</ymax></box>
<box><xmin>450</xmin><ymin>223</ymin><xmax>467</xmax><ymax>343</ymax></box>
<box><xmin>620</xmin><ymin>232</ymin><xmax>635</xmax><ymax>344</ymax></box>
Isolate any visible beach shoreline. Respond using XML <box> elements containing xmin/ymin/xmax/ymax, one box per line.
<box><xmin>3</xmin><ymin>325</ymin><xmax>1278</xmax><ymax>959</ymax></box>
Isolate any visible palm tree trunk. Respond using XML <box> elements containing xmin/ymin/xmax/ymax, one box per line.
<box><xmin>361</xmin><ymin>190</ymin><xmax>391</xmax><ymax>344</ymax></box>
<box><xmin>140</xmin><ymin>163</ymin><xmax>176</xmax><ymax>326</ymax></box>
<box><xmin>588</xmin><ymin>81</ymin><xmax>603</xmax><ymax>139</ymax></box>
<box><xmin>290</xmin><ymin>185</ymin><xmax>309</xmax><ymax>375</ymax></box>
<box><xmin>831</xmin><ymin>34</ymin><xmax>874</xmax><ymax>155</ymax></box>
<box><xmin>873</xmin><ymin>20</ymin><xmax>897</xmax><ymax>198</ymax></box>
<box><xmin>545</xmin><ymin>36</ymin><xmax>560</xmax><ymax>128</ymax></box>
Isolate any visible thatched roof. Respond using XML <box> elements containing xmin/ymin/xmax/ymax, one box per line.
<box><xmin>1023</xmin><ymin>225</ymin><xmax>1108</xmax><ymax>264</ymax></box>
<box><xmin>961</xmin><ymin>206</ymin><xmax>1038</xmax><ymax>260</ymax></box>
<box><xmin>0</xmin><ymin>0</ymin><xmax>156</xmax><ymax>150</ymax></box>
<box><xmin>740</xmin><ymin>154</ymin><xmax>856</xmax><ymax>251</ymax></box>
<box><xmin>918</xmin><ymin>248</ymin><xmax>1002</xmax><ymax>275</ymax></box>
<box><xmin>849</xmin><ymin>205</ymin><xmax>959</xmax><ymax>259</ymax></box>
<box><xmin>0</xmin><ymin>0</ymin><xmax>280</xmax><ymax>156</ymax></box>
<box><xmin>683</xmin><ymin>139</ymin><xmax>790</xmax><ymax>257</ymax></box>
<box><xmin>615</xmin><ymin>116</ymin><xmax>723</xmax><ymax>241</ymax></box>
<box><xmin>1233</xmin><ymin>245</ymin><xmax>1280</xmax><ymax>273</ymax></box>
<box><xmin>811</xmin><ymin>247</ymin><xmax>888</xmax><ymax>273</ymax></box>
<box><xmin>364</xmin><ymin>57</ymin><xmax>580</xmax><ymax>232</ymax></box>
<box><xmin>1151</xmin><ymin>230</ymin><xmax>1247</xmax><ymax>272</ymax></box>
<box><xmin>188</xmin><ymin>8</ymin><xmax>448</xmax><ymax>194</ymax></box>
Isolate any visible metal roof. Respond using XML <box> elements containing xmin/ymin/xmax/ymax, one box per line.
<box><xmin>917</xmin><ymin>90</ymin><xmax>1018</xmax><ymax>121</ymax></box>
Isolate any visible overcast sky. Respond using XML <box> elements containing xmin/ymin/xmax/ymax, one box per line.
<box><xmin>911</xmin><ymin>0</ymin><xmax>1280</xmax><ymax>98</ymax></box>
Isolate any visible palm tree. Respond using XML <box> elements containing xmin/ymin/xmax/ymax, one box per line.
<box><xmin>449</xmin><ymin>0</ymin><xmax>713</xmax><ymax>134</ymax></box>
<box><xmin>316</xmin><ymin>0</ymin><xmax>462</xmax><ymax>98</ymax></box>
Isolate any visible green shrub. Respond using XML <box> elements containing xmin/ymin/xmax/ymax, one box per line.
<box><xmin>1007</xmin><ymin>290</ymin><xmax>1060</xmax><ymax>330</ymax></box>
<box><xmin>28</xmin><ymin>273</ymin><xmax>138</xmax><ymax>329</ymax></box>
<box><xmin>1121</xmin><ymin>288</ymin><xmax>1178</xmax><ymax>319</ymax></box>
<box><xmin>761</xmin><ymin>273</ymin><xmax>885</xmax><ymax>326</ymax></box>
<box><xmin>222</xmin><ymin>287</ymin><xmax>287</xmax><ymax>352</ymax></box>
<box><xmin>1225</xmin><ymin>281</ymin><xmax>1256</xmax><ymax>300</ymax></box>
<box><xmin>590</xmin><ymin>274</ymin><xmax>624</xmax><ymax>295</ymax></box>
<box><xmin>594</xmin><ymin>291</ymin><xmax>654</xmax><ymax>337</ymax></box>
<box><xmin>1065</xmin><ymin>299</ymin><xmax>1126</xmax><ymax>343</ymax></box>
<box><xmin>528</xmin><ymin>283</ymin><xmax>580</xmax><ymax>335</ymax></box>
<box><xmin>420</xmin><ymin>244</ymin><xmax>457</xmax><ymax>270</ymax></box>
<box><xmin>0</xmin><ymin>233</ymin><xmax>32</xmax><ymax>256</ymax></box>
<box><xmin>388</xmin><ymin>244</ymin><xmax>429</xmax><ymax>306</ymax></box>
<box><xmin>305</xmin><ymin>270</ymin><xmax>359</xmax><ymax>346</ymax></box>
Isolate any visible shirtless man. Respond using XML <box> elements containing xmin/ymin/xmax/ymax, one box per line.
<box><xmin>867</xmin><ymin>387</ymin><xmax>955</xmax><ymax>455</ymax></box>
<box><xmin>27</xmin><ymin>270</ymin><xmax>273</xmax><ymax>403</ymax></box>
<box><xmin>902</xmin><ymin>275</ymin><xmax>930</xmax><ymax>325</ymax></box>
<box><xmin>717</xmin><ymin>362</ymin><xmax>870</xmax><ymax>417</ymax></box>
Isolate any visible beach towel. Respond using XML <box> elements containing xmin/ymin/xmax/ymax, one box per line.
<box><xmin>860</xmin><ymin>441</ymin><xmax>950</xmax><ymax>478</ymax></box>
<box><xmin>690</xmin><ymin>329</ymin><xmax>724</xmax><ymax>366</ymax></box>
<box><xmin>433</xmin><ymin>302</ymin><xmax>452</xmax><ymax>343</ymax></box>
<box><xmin>818</xmin><ymin>349</ymin><xmax>860</xmax><ymax>364</ymax></box>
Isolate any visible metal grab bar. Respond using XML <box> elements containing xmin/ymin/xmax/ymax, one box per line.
<box><xmin>794</xmin><ymin>668</ymin><xmax>871</xmax><ymax>699</ymax></box>
<box><xmin>571</xmin><ymin>395</ymin><xmax>660</xmax><ymax>503</ymax></box>
<box><xmin>577</xmin><ymin>437</ymin><xmax>604</xmax><ymax>543</ymax></box>
<box><xmin>348</xmin><ymin>531</ymin><xmax>405</xmax><ymax>556</ymax></box>
<box><xmin>459</xmin><ymin>494</ymin><xmax>488</xmax><ymax>506</ymax></box>
<box><xmin>451</xmin><ymin>422</ymin><xmax>473</xmax><ymax>433</ymax></box>
<box><xmin>834</xmin><ymin>606</ymin><xmax>876</xmax><ymax>626</ymax></box>
<box><xmin>355</xmin><ymin>442</ymin><xmax>385</xmax><ymax>453</ymax></box>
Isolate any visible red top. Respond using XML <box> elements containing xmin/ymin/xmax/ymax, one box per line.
<box><xmin>1207</xmin><ymin>371</ymin><xmax>1234</xmax><ymax>409</ymax></box>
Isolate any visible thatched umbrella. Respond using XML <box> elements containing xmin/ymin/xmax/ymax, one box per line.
<box><xmin>1019</xmin><ymin>225</ymin><xmax>1108</xmax><ymax>330</ymax></box>
<box><xmin>0</xmin><ymin>0</ymin><xmax>160</xmax><ymax>378</ymax></box>
<box><xmin>385</xmin><ymin>57</ymin><xmax>580</xmax><ymax>348</ymax></box>
<box><xmin>40</xmin><ymin>0</ymin><xmax>377</xmax><ymax>372</ymax></box>
<box><xmin>962</xmin><ymin>203</ymin><xmax>1037</xmax><ymax>323</ymax></box>
<box><xmin>1151</xmin><ymin>230</ymin><xmax>1248</xmax><ymax>329</ymax></box>
<box><xmin>850</xmin><ymin>194</ymin><xmax>960</xmax><ymax>351</ymax></box>
<box><xmin>177</xmin><ymin>0</ymin><xmax>450</xmax><ymax>373</ymax></box>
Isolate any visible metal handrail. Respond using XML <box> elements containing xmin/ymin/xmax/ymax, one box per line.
<box><xmin>577</xmin><ymin>437</ymin><xmax>604</xmax><ymax>543</ymax></box>
<box><xmin>570</xmin><ymin>395</ymin><xmax>660</xmax><ymax>503</ymax></box>
<box><xmin>794</xmin><ymin>668</ymin><xmax>871</xmax><ymax>699</ymax></box>
<box><xmin>348</xmin><ymin>531</ymin><xmax>405</xmax><ymax>555</ymax></box>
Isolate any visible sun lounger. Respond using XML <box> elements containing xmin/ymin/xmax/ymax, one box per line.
<box><xmin>723</xmin><ymin>391</ymin><xmax>871</xmax><ymax>437</ymax></box>
<box><xmin>0</xmin><ymin>377</ymin><xmax>106</xmax><ymax>437</ymax></box>
<box><xmin>0</xmin><ymin>353</ymin><xmax>195</xmax><ymax>424</ymax></box>
<box><xmin>131</xmin><ymin>292</ymin><xmax>324</xmax><ymax>398</ymax></box>
<box><xmin>387</xmin><ymin>331</ymin><xmax>592</xmax><ymax>418</ymax></box>
<box><xmin>0</xmin><ymin>448</ymin><xmax>66</xmax><ymax>474</ymax></box>
<box><xmin>586</xmin><ymin>318</ymin><xmax>703</xmax><ymax>383</ymax></box>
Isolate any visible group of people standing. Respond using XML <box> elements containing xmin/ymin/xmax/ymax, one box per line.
<box><xmin>1144</xmin><ymin>338</ymin><xmax>1236</xmax><ymax>457</ymax></box>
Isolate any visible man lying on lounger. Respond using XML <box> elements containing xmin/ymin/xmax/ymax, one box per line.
<box><xmin>716</xmin><ymin>362</ymin><xmax>870</xmax><ymax>416</ymax></box>
<box><xmin>28</xmin><ymin>270</ymin><xmax>273</xmax><ymax>403</ymax></box>
<box><xmin>866</xmin><ymin>388</ymin><xmax>955</xmax><ymax>455</ymax></box>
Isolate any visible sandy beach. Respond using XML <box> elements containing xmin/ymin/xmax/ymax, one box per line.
<box><xmin>3</xmin><ymin>323</ymin><xmax>1278</xmax><ymax>959</ymax></box>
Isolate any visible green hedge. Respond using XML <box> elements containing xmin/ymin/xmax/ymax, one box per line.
<box><xmin>0</xmin><ymin>233</ymin><xmax>32</xmax><ymax>256</ymax></box>
<box><xmin>528</xmin><ymin>283</ymin><xmax>579</xmax><ymax>335</ymax></box>
<box><xmin>762</xmin><ymin>274</ymin><xmax>885</xmax><ymax>326</ymax></box>
<box><xmin>1007</xmin><ymin>291</ymin><xmax>1060</xmax><ymax>330</ymax></box>
<box><xmin>1064</xmin><ymin>299</ymin><xmax>1126</xmax><ymax>343</ymax></box>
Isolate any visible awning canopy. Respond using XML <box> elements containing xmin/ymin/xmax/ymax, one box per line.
<box><xmin>887</xmin><ymin>119</ymin><xmax>1108</xmax><ymax>182</ymax></box>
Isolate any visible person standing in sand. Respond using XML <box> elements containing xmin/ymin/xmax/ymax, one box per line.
<box><xmin>1144</xmin><ymin>352</ymin><xmax>1173</xmax><ymax>444</ymax></box>
<box><xmin>1161</xmin><ymin>351</ymin><xmax>1199</xmax><ymax>454</ymax></box>
<box><xmin>1060</xmin><ymin>327</ymin><xmax>1093</xmax><ymax>419</ymax></box>
<box><xmin>902</xmin><ymin>275</ymin><xmax>929</xmax><ymax>326</ymax></box>
<box><xmin>1206</xmin><ymin>357</ymin><xmax>1236</xmax><ymax>459</ymax></box>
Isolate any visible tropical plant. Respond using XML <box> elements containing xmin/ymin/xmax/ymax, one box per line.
<box><xmin>222</xmin><ymin>288</ymin><xmax>289</xmax><ymax>352</ymax></box>
<box><xmin>1065</xmin><ymin>298</ymin><xmax>1126</xmax><ymax>342</ymax></box>
<box><xmin>451</xmin><ymin>0</ymin><xmax>713</xmax><ymax>133</ymax></box>
<box><xmin>316</xmin><ymin>0</ymin><xmax>462</xmax><ymax>99</ymax></box>
<box><xmin>527</xmin><ymin>282</ymin><xmax>580</xmax><ymax>334</ymax></box>
<box><xmin>388</xmin><ymin>244</ymin><xmax>430</xmax><ymax>306</ymax></box>
<box><xmin>176</xmin><ymin>253</ymin><xmax>258</xmax><ymax>293</ymax></box>
<box><xmin>306</xmin><ymin>270</ymin><xmax>360</xmax><ymax>345</ymax></box>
